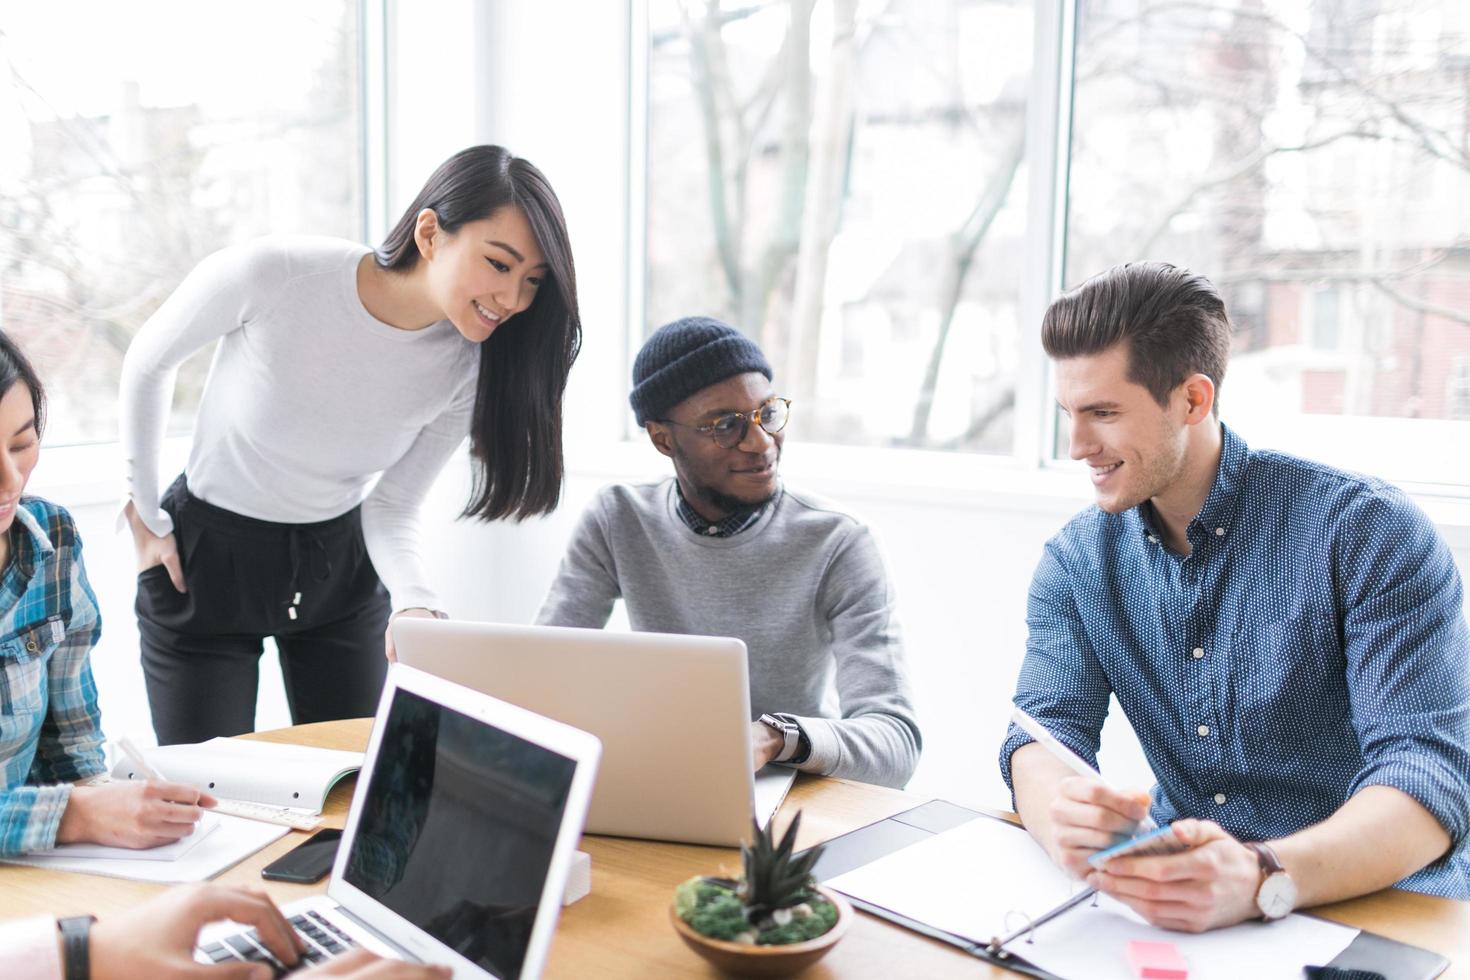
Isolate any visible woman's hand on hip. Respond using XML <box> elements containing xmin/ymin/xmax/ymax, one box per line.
<box><xmin>125</xmin><ymin>499</ymin><xmax>186</xmax><ymax>592</ymax></box>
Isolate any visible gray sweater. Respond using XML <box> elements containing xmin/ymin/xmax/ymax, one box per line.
<box><xmin>536</xmin><ymin>480</ymin><xmax>921</xmax><ymax>788</ymax></box>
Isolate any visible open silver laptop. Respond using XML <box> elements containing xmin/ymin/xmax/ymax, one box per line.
<box><xmin>196</xmin><ymin>663</ymin><xmax>601</xmax><ymax>980</ymax></box>
<box><xmin>394</xmin><ymin>618</ymin><xmax>798</xmax><ymax>847</ymax></box>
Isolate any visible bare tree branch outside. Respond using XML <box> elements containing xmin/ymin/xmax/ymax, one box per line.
<box><xmin>0</xmin><ymin>2</ymin><xmax>361</xmax><ymax>446</ymax></box>
<box><xmin>1068</xmin><ymin>0</ymin><xmax>1470</xmax><ymax>427</ymax></box>
<box><xmin>648</xmin><ymin>0</ymin><xmax>1033</xmax><ymax>453</ymax></box>
<box><xmin>647</xmin><ymin>0</ymin><xmax>1470</xmax><ymax>460</ymax></box>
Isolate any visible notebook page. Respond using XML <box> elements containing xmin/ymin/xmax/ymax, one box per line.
<box><xmin>825</xmin><ymin>816</ymin><xmax>1359</xmax><ymax>979</ymax></box>
<box><xmin>32</xmin><ymin>813</ymin><xmax>220</xmax><ymax>862</ymax></box>
<box><xmin>1024</xmin><ymin>893</ymin><xmax>1357</xmax><ymax>980</ymax></box>
<box><xmin>0</xmin><ymin>814</ymin><xmax>286</xmax><ymax>883</ymax></box>
<box><xmin>826</xmin><ymin>814</ymin><xmax>1084</xmax><ymax>944</ymax></box>
<box><xmin>111</xmin><ymin>738</ymin><xmax>363</xmax><ymax>811</ymax></box>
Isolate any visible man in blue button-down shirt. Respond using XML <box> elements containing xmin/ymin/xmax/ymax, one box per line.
<box><xmin>1001</xmin><ymin>262</ymin><xmax>1470</xmax><ymax>932</ymax></box>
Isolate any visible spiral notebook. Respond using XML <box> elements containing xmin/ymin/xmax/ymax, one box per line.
<box><xmin>811</xmin><ymin>801</ymin><xmax>1449</xmax><ymax>980</ymax></box>
<box><xmin>110</xmin><ymin>737</ymin><xmax>363</xmax><ymax>813</ymax></box>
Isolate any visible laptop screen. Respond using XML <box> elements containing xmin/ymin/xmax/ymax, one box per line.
<box><xmin>342</xmin><ymin>686</ymin><xmax>578</xmax><ymax>979</ymax></box>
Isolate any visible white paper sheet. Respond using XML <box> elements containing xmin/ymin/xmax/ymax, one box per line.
<box><xmin>826</xmin><ymin>813</ymin><xmax>1084</xmax><ymax>945</ymax></box>
<box><xmin>1023</xmin><ymin>893</ymin><xmax>1359</xmax><ymax>980</ymax></box>
<box><xmin>31</xmin><ymin>813</ymin><xmax>221</xmax><ymax>862</ymax></box>
<box><xmin>826</xmin><ymin>816</ymin><xmax>1359</xmax><ymax>980</ymax></box>
<box><xmin>1</xmin><ymin>813</ymin><xmax>287</xmax><ymax>883</ymax></box>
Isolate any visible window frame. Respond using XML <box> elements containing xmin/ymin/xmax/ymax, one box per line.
<box><xmin>626</xmin><ymin>0</ymin><xmax>1470</xmax><ymax>511</ymax></box>
<box><xmin>28</xmin><ymin>0</ymin><xmax>385</xmax><ymax>502</ymax></box>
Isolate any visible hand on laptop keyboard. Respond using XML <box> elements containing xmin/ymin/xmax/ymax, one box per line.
<box><xmin>200</xmin><ymin>910</ymin><xmax>356</xmax><ymax>976</ymax></box>
<box><xmin>78</xmin><ymin>883</ymin><xmax>448</xmax><ymax>980</ymax></box>
<box><xmin>200</xmin><ymin>910</ymin><xmax>448</xmax><ymax>978</ymax></box>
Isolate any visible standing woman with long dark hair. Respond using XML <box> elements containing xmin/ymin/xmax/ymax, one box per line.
<box><xmin>120</xmin><ymin>146</ymin><xmax>580</xmax><ymax>744</ymax></box>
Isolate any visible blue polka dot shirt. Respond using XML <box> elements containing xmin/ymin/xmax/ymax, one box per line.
<box><xmin>999</xmin><ymin>423</ymin><xmax>1470</xmax><ymax>898</ymax></box>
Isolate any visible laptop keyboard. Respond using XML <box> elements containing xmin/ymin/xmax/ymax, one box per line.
<box><xmin>199</xmin><ymin>910</ymin><xmax>360</xmax><ymax>977</ymax></box>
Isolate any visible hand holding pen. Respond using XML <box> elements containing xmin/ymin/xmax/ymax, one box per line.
<box><xmin>1010</xmin><ymin>706</ymin><xmax>1160</xmax><ymax>877</ymax></box>
<box><xmin>988</xmin><ymin>708</ymin><xmax>1165</xmax><ymax>953</ymax></box>
<box><xmin>54</xmin><ymin>737</ymin><xmax>218</xmax><ymax>850</ymax></box>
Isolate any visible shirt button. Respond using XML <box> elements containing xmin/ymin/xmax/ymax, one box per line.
<box><xmin>1192</xmin><ymin>647</ymin><xmax>1205</xmax><ymax>659</ymax></box>
<box><xmin>1148</xmin><ymin>535</ymin><xmax>1159</xmax><ymax>544</ymax></box>
<box><xmin>1214</xmin><ymin>792</ymin><xmax>1227</xmax><ymax>805</ymax></box>
<box><xmin>1215</xmin><ymin>527</ymin><xmax>1225</xmax><ymax>536</ymax></box>
<box><xmin>1197</xmin><ymin>725</ymin><xmax>1210</xmax><ymax>737</ymax></box>
<box><xmin>706</xmin><ymin>526</ymin><xmax>719</xmax><ymax>536</ymax></box>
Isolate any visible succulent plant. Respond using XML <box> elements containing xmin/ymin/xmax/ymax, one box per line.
<box><xmin>737</xmin><ymin>811</ymin><xmax>824</xmax><ymax>922</ymax></box>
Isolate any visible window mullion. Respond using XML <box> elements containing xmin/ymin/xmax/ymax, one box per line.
<box><xmin>1016</xmin><ymin>0</ymin><xmax>1079</xmax><ymax>469</ymax></box>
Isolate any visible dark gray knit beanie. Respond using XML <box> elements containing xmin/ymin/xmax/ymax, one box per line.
<box><xmin>629</xmin><ymin>316</ymin><xmax>772</xmax><ymax>424</ymax></box>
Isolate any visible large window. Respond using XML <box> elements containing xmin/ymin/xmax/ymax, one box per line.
<box><xmin>642</xmin><ymin>0</ymin><xmax>1470</xmax><ymax>489</ymax></box>
<box><xmin>1067</xmin><ymin>0</ymin><xmax>1470</xmax><ymax>486</ymax></box>
<box><xmin>645</xmin><ymin>0</ymin><xmax>1033</xmax><ymax>453</ymax></box>
<box><xmin>0</xmin><ymin>1</ymin><xmax>363</xmax><ymax>446</ymax></box>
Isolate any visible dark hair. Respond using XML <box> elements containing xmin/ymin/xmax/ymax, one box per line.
<box><xmin>377</xmin><ymin>145</ymin><xmax>581</xmax><ymax>522</ymax></box>
<box><xmin>1041</xmin><ymin>262</ymin><xmax>1231</xmax><ymax>412</ymax></box>
<box><xmin>0</xmin><ymin>332</ymin><xmax>45</xmax><ymax>438</ymax></box>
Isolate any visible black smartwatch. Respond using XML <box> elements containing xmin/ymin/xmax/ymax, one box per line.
<box><xmin>57</xmin><ymin>915</ymin><xmax>96</xmax><ymax>980</ymax></box>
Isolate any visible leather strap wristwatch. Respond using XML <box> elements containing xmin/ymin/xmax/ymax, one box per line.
<box><xmin>57</xmin><ymin>915</ymin><xmax>96</xmax><ymax>980</ymax></box>
<box><xmin>1245</xmin><ymin>841</ymin><xmax>1297</xmax><ymax>920</ymax></box>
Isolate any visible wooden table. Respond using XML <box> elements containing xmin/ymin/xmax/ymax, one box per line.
<box><xmin>4</xmin><ymin>719</ymin><xmax>1468</xmax><ymax>978</ymax></box>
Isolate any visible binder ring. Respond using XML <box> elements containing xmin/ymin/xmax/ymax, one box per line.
<box><xmin>1002</xmin><ymin>909</ymin><xmax>1038</xmax><ymax>945</ymax></box>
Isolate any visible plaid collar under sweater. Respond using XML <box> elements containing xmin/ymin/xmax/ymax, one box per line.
<box><xmin>674</xmin><ymin>484</ymin><xmax>768</xmax><ymax>538</ymax></box>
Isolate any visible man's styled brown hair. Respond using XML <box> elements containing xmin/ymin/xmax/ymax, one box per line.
<box><xmin>1041</xmin><ymin>262</ymin><xmax>1232</xmax><ymax>413</ymax></box>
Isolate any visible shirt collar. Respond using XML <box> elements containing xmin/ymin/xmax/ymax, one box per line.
<box><xmin>1136</xmin><ymin>421</ymin><xmax>1250</xmax><ymax>543</ymax></box>
<box><xmin>674</xmin><ymin>483</ymin><xmax>769</xmax><ymax>538</ymax></box>
<box><xmin>8</xmin><ymin>501</ymin><xmax>53</xmax><ymax>581</ymax></box>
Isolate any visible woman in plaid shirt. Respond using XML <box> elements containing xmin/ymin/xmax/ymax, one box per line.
<box><xmin>0</xmin><ymin>333</ymin><xmax>213</xmax><ymax>855</ymax></box>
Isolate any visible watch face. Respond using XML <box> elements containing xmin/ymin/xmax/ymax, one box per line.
<box><xmin>1257</xmin><ymin>872</ymin><xmax>1298</xmax><ymax>920</ymax></box>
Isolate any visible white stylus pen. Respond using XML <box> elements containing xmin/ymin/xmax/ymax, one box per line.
<box><xmin>986</xmin><ymin>706</ymin><xmax>1160</xmax><ymax>954</ymax></box>
<box><xmin>116</xmin><ymin>735</ymin><xmax>168</xmax><ymax>782</ymax></box>
<box><xmin>1010</xmin><ymin>705</ymin><xmax>1158</xmax><ymax>832</ymax></box>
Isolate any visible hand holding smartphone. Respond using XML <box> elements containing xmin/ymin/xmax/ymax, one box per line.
<box><xmin>1088</xmin><ymin>823</ymin><xmax>1190</xmax><ymax>868</ymax></box>
<box><xmin>261</xmin><ymin>828</ymin><xmax>342</xmax><ymax>884</ymax></box>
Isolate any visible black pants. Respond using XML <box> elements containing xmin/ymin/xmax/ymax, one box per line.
<box><xmin>138</xmin><ymin>476</ymin><xmax>391</xmax><ymax>745</ymax></box>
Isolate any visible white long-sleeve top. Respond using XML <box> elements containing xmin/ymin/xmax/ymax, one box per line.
<box><xmin>119</xmin><ymin>235</ymin><xmax>478</xmax><ymax>613</ymax></box>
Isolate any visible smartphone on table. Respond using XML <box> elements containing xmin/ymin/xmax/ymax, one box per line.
<box><xmin>260</xmin><ymin>828</ymin><xmax>343</xmax><ymax>884</ymax></box>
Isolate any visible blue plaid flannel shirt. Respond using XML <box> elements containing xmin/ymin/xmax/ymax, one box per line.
<box><xmin>0</xmin><ymin>496</ymin><xmax>105</xmax><ymax>854</ymax></box>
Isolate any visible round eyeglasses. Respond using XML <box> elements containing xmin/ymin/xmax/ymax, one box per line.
<box><xmin>657</xmin><ymin>397</ymin><xmax>792</xmax><ymax>449</ymax></box>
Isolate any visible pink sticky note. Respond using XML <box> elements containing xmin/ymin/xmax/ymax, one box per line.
<box><xmin>1126</xmin><ymin>939</ymin><xmax>1189</xmax><ymax>979</ymax></box>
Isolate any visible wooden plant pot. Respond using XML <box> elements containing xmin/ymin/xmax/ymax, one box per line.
<box><xmin>669</xmin><ymin>886</ymin><xmax>854</xmax><ymax>978</ymax></box>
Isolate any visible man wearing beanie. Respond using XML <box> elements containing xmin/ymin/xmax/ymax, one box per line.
<box><xmin>536</xmin><ymin>316</ymin><xmax>921</xmax><ymax>788</ymax></box>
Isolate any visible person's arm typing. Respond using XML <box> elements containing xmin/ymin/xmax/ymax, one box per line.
<box><xmin>82</xmin><ymin>884</ymin><xmax>451</xmax><ymax>980</ymax></box>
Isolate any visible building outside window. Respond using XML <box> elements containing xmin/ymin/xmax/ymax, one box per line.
<box><xmin>1067</xmin><ymin>0</ymin><xmax>1470</xmax><ymax>483</ymax></box>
